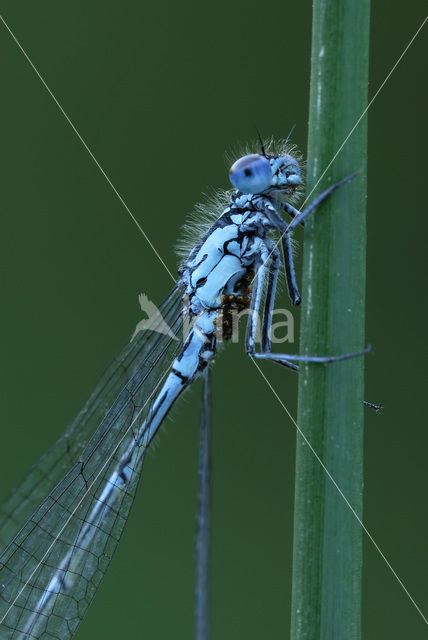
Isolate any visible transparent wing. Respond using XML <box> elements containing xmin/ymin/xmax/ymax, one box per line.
<box><xmin>0</xmin><ymin>286</ymin><xmax>184</xmax><ymax>639</ymax></box>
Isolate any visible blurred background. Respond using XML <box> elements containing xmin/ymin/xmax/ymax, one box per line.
<box><xmin>0</xmin><ymin>1</ymin><xmax>426</xmax><ymax>638</ymax></box>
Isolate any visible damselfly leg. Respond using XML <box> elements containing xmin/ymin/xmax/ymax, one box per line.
<box><xmin>245</xmin><ymin>248</ymin><xmax>370</xmax><ymax>368</ymax></box>
<box><xmin>283</xmin><ymin>171</ymin><xmax>361</xmax><ymax>232</ymax></box>
<box><xmin>261</xmin><ymin>248</ymin><xmax>281</xmax><ymax>353</ymax></box>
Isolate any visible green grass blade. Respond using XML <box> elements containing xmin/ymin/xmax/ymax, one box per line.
<box><xmin>290</xmin><ymin>1</ymin><xmax>370</xmax><ymax>638</ymax></box>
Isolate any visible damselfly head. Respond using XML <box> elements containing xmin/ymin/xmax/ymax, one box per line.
<box><xmin>229</xmin><ymin>151</ymin><xmax>302</xmax><ymax>197</ymax></box>
<box><xmin>268</xmin><ymin>154</ymin><xmax>302</xmax><ymax>197</ymax></box>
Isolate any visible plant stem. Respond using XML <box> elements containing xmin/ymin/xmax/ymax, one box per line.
<box><xmin>290</xmin><ymin>2</ymin><xmax>370</xmax><ymax>639</ymax></box>
<box><xmin>195</xmin><ymin>367</ymin><xmax>211</xmax><ymax>640</ymax></box>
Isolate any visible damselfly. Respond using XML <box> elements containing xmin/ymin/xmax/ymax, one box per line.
<box><xmin>0</xmin><ymin>138</ymin><xmax>365</xmax><ymax>639</ymax></box>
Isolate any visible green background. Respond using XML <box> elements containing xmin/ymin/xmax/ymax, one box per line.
<box><xmin>0</xmin><ymin>2</ymin><xmax>426</xmax><ymax>638</ymax></box>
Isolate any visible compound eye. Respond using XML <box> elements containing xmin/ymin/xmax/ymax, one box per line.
<box><xmin>229</xmin><ymin>154</ymin><xmax>272</xmax><ymax>194</ymax></box>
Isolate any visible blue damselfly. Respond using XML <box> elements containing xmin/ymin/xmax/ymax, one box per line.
<box><xmin>0</xmin><ymin>138</ymin><xmax>365</xmax><ymax>639</ymax></box>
